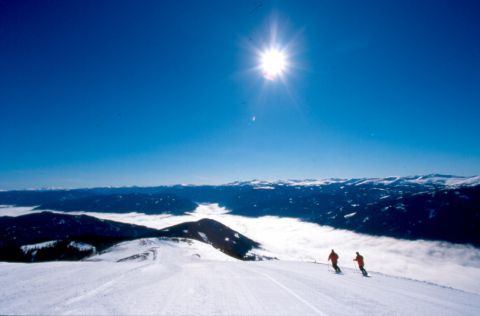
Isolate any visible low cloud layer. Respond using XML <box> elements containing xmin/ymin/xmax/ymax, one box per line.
<box><xmin>2</xmin><ymin>204</ymin><xmax>480</xmax><ymax>294</ymax></box>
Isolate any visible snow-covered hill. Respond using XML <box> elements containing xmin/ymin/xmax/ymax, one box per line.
<box><xmin>3</xmin><ymin>204</ymin><xmax>480</xmax><ymax>295</ymax></box>
<box><xmin>0</xmin><ymin>210</ymin><xmax>261</xmax><ymax>261</ymax></box>
<box><xmin>0</xmin><ymin>237</ymin><xmax>479</xmax><ymax>315</ymax></box>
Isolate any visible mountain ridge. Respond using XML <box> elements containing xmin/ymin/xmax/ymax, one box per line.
<box><xmin>0</xmin><ymin>212</ymin><xmax>260</xmax><ymax>262</ymax></box>
<box><xmin>1</xmin><ymin>174</ymin><xmax>479</xmax><ymax>247</ymax></box>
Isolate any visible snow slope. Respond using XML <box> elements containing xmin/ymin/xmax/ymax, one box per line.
<box><xmin>2</xmin><ymin>204</ymin><xmax>480</xmax><ymax>295</ymax></box>
<box><xmin>0</xmin><ymin>238</ymin><xmax>479</xmax><ymax>315</ymax></box>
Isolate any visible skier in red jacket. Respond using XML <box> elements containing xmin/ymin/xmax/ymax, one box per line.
<box><xmin>354</xmin><ymin>252</ymin><xmax>368</xmax><ymax>276</ymax></box>
<box><xmin>328</xmin><ymin>249</ymin><xmax>342</xmax><ymax>273</ymax></box>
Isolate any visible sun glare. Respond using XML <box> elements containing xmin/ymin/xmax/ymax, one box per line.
<box><xmin>260</xmin><ymin>48</ymin><xmax>287</xmax><ymax>80</ymax></box>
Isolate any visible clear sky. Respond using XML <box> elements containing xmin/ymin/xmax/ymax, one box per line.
<box><xmin>1</xmin><ymin>0</ymin><xmax>479</xmax><ymax>189</ymax></box>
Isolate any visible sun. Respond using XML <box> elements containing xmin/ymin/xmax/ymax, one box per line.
<box><xmin>260</xmin><ymin>48</ymin><xmax>287</xmax><ymax>80</ymax></box>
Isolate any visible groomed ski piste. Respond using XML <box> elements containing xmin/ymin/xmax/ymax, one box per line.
<box><xmin>1</xmin><ymin>238</ymin><xmax>479</xmax><ymax>315</ymax></box>
<box><xmin>1</xmin><ymin>204</ymin><xmax>480</xmax><ymax>315</ymax></box>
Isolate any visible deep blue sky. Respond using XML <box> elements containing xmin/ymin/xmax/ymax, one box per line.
<box><xmin>1</xmin><ymin>0</ymin><xmax>479</xmax><ymax>189</ymax></box>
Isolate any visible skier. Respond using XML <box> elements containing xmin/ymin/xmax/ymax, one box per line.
<box><xmin>328</xmin><ymin>249</ymin><xmax>342</xmax><ymax>273</ymax></box>
<box><xmin>353</xmin><ymin>251</ymin><xmax>368</xmax><ymax>276</ymax></box>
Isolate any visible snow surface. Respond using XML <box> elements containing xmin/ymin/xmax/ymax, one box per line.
<box><xmin>343</xmin><ymin>212</ymin><xmax>357</xmax><ymax>219</ymax></box>
<box><xmin>227</xmin><ymin>175</ymin><xmax>480</xmax><ymax>188</ymax></box>
<box><xmin>21</xmin><ymin>240</ymin><xmax>59</xmax><ymax>253</ymax></box>
<box><xmin>88</xmin><ymin>238</ymin><xmax>235</xmax><ymax>263</ymax></box>
<box><xmin>1</xmin><ymin>238</ymin><xmax>479</xmax><ymax>315</ymax></box>
<box><xmin>197</xmin><ymin>232</ymin><xmax>209</xmax><ymax>242</ymax></box>
<box><xmin>411</xmin><ymin>175</ymin><xmax>480</xmax><ymax>187</ymax></box>
<box><xmin>3</xmin><ymin>204</ymin><xmax>480</xmax><ymax>295</ymax></box>
<box><xmin>228</xmin><ymin>178</ymin><xmax>347</xmax><ymax>187</ymax></box>
<box><xmin>68</xmin><ymin>241</ymin><xmax>95</xmax><ymax>252</ymax></box>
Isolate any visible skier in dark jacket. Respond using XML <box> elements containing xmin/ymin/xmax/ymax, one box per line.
<box><xmin>354</xmin><ymin>252</ymin><xmax>368</xmax><ymax>276</ymax></box>
<box><xmin>328</xmin><ymin>249</ymin><xmax>342</xmax><ymax>273</ymax></box>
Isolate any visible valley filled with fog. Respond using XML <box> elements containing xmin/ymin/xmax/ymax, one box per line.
<box><xmin>3</xmin><ymin>203</ymin><xmax>480</xmax><ymax>295</ymax></box>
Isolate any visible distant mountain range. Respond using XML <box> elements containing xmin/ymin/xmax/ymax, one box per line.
<box><xmin>1</xmin><ymin>174</ymin><xmax>479</xmax><ymax>247</ymax></box>
<box><xmin>37</xmin><ymin>192</ymin><xmax>197</xmax><ymax>214</ymax></box>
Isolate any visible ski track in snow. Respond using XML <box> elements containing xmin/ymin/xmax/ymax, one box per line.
<box><xmin>247</xmin><ymin>268</ymin><xmax>327</xmax><ymax>315</ymax></box>
<box><xmin>1</xmin><ymin>238</ymin><xmax>480</xmax><ymax>315</ymax></box>
<box><xmin>2</xmin><ymin>204</ymin><xmax>480</xmax><ymax>314</ymax></box>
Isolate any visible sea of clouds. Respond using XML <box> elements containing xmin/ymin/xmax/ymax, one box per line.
<box><xmin>2</xmin><ymin>204</ymin><xmax>480</xmax><ymax>294</ymax></box>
